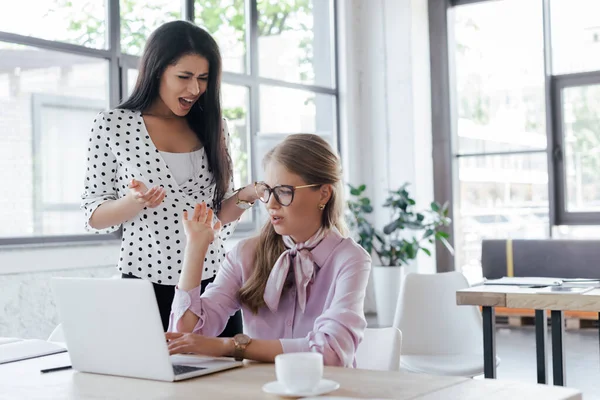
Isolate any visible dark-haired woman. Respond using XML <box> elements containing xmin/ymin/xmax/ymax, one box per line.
<box><xmin>80</xmin><ymin>20</ymin><xmax>256</xmax><ymax>334</ymax></box>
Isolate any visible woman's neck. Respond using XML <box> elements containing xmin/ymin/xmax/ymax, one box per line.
<box><xmin>144</xmin><ymin>99</ymin><xmax>182</xmax><ymax>119</ymax></box>
<box><xmin>290</xmin><ymin>224</ymin><xmax>323</xmax><ymax>244</ymax></box>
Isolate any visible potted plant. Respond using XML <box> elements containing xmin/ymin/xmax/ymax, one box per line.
<box><xmin>347</xmin><ymin>183</ymin><xmax>454</xmax><ymax>326</ymax></box>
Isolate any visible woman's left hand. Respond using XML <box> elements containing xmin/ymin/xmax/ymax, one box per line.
<box><xmin>166</xmin><ymin>332</ymin><xmax>231</xmax><ymax>357</ymax></box>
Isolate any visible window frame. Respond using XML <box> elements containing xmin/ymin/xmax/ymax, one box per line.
<box><xmin>430</xmin><ymin>0</ymin><xmax>600</xmax><ymax>272</ymax></box>
<box><xmin>0</xmin><ymin>0</ymin><xmax>340</xmax><ymax>246</ymax></box>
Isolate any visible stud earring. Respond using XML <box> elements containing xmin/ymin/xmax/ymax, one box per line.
<box><xmin>318</xmin><ymin>204</ymin><xmax>326</xmax><ymax>211</ymax></box>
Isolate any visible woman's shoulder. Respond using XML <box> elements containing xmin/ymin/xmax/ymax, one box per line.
<box><xmin>321</xmin><ymin>229</ymin><xmax>371</xmax><ymax>268</ymax></box>
<box><xmin>92</xmin><ymin>109</ymin><xmax>141</xmax><ymax>134</ymax></box>
<box><xmin>338</xmin><ymin>236</ymin><xmax>371</xmax><ymax>264</ymax></box>
<box><xmin>228</xmin><ymin>235</ymin><xmax>260</xmax><ymax>262</ymax></box>
<box><xmin>95</xmin><ymin>108</ymin><xmax>140</xmax><ymax>121</ymax></box>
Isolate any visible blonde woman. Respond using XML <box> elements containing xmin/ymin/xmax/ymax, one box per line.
<box><xmin>166</xmin><ymin>134</ymin><xmax>371</xmax><ymax>367</ymax></box>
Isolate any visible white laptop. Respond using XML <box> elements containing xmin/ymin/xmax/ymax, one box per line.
<box><xmin>51</xmin><ymin>277</ymin><xmax>243</xmax><ymax>381</ymax></box>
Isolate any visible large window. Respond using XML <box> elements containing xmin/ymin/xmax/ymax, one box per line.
<box><xmin>445</xmin><ymin>0</ymin><xmax>600</xmax><ymax>280</ymax></box>
<box><xmin>0</xmin><ymin>0</ymin><xmax>338</xmax><ymax>244</ymax></box>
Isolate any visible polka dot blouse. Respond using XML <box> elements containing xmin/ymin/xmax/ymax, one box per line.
<box><xmin>81</xmin><ymin>109</ymin><xmax>238</xmax><ymax>285</ymax></box>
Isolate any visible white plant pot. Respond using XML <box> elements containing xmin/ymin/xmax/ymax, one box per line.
<box><xmin>372</xmin><ymin>265</ymin><xmax>405</xmax><ymax>327</ymax></box>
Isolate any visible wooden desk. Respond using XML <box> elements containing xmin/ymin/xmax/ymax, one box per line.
<box><xmin>0</xmin><ymin>353</ymin><xmax>582</xmax><ymax>399</ymax></box>
<box><xmin>458</xmin><ymin>285</ymin><xmax>600</xmax><ymax>386</ymax></box>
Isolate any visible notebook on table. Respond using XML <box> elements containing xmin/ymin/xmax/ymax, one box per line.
<box><xmin>0</xmin><ymin>339</ymin><xmax>66</xmax><ymax>365</ymax></box>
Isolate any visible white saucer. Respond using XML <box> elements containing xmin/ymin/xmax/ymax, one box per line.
<box><xmin>262</xmin><ymin>379</ymin><xmax>340</xmax><ymax>397</ymax></box>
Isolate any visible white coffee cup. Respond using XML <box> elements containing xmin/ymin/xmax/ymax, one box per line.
<box><xmin>275</xmin><ymin>352</ymin><xmax>323</xmax><ymax>393</ymax></box>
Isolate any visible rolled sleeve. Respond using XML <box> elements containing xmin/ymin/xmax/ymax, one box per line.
<box><xmin>80</xmin><ymin>111</ymin><xmax>120</xmax><ymax>234</ymax></box>
<box><xmin>169</xmin><ymin>285</ymin><xmax>202</xmax><ymax>332</ymax></box>
<box><xmin>168</xmin><ymin>243</ymin><xmax>244</xmax><ymax>336</ymax></box>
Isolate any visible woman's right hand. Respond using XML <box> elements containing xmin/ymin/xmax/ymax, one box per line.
<box><xmin>128</xmin><ymin>179</ymin><xmax>166</xmax><ymax>208</ymax></box>
<box><xmin>183</xmin><ymin>202</ymin><xmax>222</xmax><ymax>245</ymax></box>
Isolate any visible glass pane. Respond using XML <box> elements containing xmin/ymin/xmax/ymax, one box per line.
<box><xmin>561</xmin><ymin>85</ymin><xmax>600</xmax><ymax>212</ymax></box>
<box><xmin>454</xmin><ymin>0</ymin><xmax>546</xmax><ymax>154</ymax></box>
<box><xmin>551</xmin><ymin>0</ymin><xmax>600</xmax><ymax>75</ymax></box>
<box><xmin>257</xmin><ymin>0</ymin><xmax>334</xmax><ymax>87</ymax></box>
<box><xmin>259</xmin><ymin>85</ymin><xmax>336</xmax><ymax>136</ymax></box>
<box><xmin>195</xmin><ymin>0</ymin><xmax>246</xmax><ymax>73</ymax></box>
<box><xmin>0</xmin><ymin>42</ymin><xmax>109</xmax><ymax>238</ymax></box>
<box><xmin>222</xmin><ymin>84</ymin><xmax>252</xmax><ymax>223</ymax></box>
<box><xmin>127</xmin><ymin>68</ymin><xmax>138</xmax><ymax>97</ymax></box>
<box><xmin>120</xmin><ymin>0</ymin><xmax>181</xmax><ymax>56</ymax></box>
<box><xmin>456</xmin><ymin>153</ymin><xmax>549</xmax><ymax>281</ymax></box>
<box><xmin>0</xmin><ymin>0</ymin><xmax>107</xmax><ymax>48</ymax></box>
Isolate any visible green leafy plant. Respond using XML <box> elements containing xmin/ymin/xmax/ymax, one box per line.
<box><xmin>347</xmin><ymin>184</ymin><xmax>454</xmax><ymax>267</ymax></box>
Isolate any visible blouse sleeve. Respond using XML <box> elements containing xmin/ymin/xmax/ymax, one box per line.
<box><xmin>80</xmin><ymin>112</ymin><xmax>120</xmax><ymax>234</ymax></box>
<box><xmin>168</xmin><ymin>241</ymin><xmax>244</xmax><ymax>335</ymax></box>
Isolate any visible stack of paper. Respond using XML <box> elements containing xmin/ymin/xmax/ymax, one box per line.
<box><xmin>0</xmin><ymin>339</ymin><xmax>66</xmax><ymax>364</ymax></box>
<box><xmin>536</xmin><ymin>286</ymin><xmax>595</xmax><ymax>295</ymax></box>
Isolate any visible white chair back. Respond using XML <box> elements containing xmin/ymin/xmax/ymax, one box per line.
<box><xmin>47</xmin><ymin>324</ymin><xmax>65</xmax><ymax>343</ymax></box>
<box><xmin>393</xmin><ymin>271</ymin><xmax>483</xmax><ymax>356</ymax></box>
<box><xmin>355</xmin><ymin>327</ymin><xmax>402</xmax><ymax>371</ymax></box>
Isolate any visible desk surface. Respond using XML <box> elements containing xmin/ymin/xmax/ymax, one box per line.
<box><xmin>457</xmin><ymin>285</ymin><xmax>600</xmax><ymax>311</ymax></box>
<box><xmin>0</xmin><ymin>353</ymin><xmax>582</xmax><ymax>399</ymax></box>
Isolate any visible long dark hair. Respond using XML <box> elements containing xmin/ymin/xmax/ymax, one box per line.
<box><xmin>119</xmin><ymin>20</ymin><xmax>231</xmax><ymax>210</ymax></box>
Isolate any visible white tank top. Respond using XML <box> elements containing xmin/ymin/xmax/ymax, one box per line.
<box><xmin>159</xmin><ymin>148</ymin><xmax>204</xmax><ymax>186</ymax></box>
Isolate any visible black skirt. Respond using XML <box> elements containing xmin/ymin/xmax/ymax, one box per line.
<box><xmin>122</xmin><ymin>273</ymin><xmax>243</xmax><ymax>337</ymax></box>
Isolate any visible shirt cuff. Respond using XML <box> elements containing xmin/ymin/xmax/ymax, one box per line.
<box><xmin>279</xmin><ymin>338</ymin><xmax>311</xmax><ymax>354</ymax></box>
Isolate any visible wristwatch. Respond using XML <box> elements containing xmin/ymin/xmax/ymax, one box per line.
<box><xmin>233</xmin><ymin>187</ymin><xmax>254</xmax><ymax>210</ymax></box>
<box><xmin>232</xmin><ymin>334</ymin><xmax>252</xmax><ymax>361</ymax></box>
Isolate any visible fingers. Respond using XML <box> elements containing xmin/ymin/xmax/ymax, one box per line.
<box><xmin>165</xmin><ymin>332</ymin><xmax>184</xmax><ymax>340</ymax></box>
<box><xmin>168</xmin><ymin>342</ymin><xmax>190</xmax><ymax>355</ymax></box>
<box><xmin>192</xmin><ymin>203</ymin><xmax>204</xmax><ymax>222</ymax></box>
<box><xmin>134</xmin><ymin>186</ymin><xmax>165</xmax><ymax>207</ymax></box>
<box><xmin>135</xmin><ymin>186</ymin><xmax>156</xmax><ymax>200</ymax></box>
<box><xmin>192</xmin><ymin>202</ymin><xmax>214</xmax><ymax>224</ymax></box>
<box><xmin>213</xmin><ymin>219</ymin><xmax>222</xmax><ymax>232</ymax></box>
<box><xmin>129</xmin><ymin>179</ymin><xmax>139</xmax><ymax>188</ymax></box>
<box><xmin>166</xmin><ymin>334</ymin><xmax>196</xmax><ymax>355</ymax></box>
<box><xmin>147</xmin><ymin>187</ymin><xmax>166</xmax><ymax>207</ymax></box>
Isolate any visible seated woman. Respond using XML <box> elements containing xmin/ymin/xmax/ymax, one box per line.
<box><xmin>166</xmin><ymin>134</ymin><xmax>371</xmax><ymax>367</ymax></box>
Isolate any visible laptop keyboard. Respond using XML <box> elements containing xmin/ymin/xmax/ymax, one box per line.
<box><xmin>173</xmin><ymin>364</ymin><xmax>206</xmax><ymax>376</ymax></box>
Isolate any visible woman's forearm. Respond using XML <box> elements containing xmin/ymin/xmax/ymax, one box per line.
<box><xmin>178</xmin><ymin>241</ymin><xmax>210</xmax><ymax>291</ymax></box>
<box><xmin>88</xmin><ymin>195</ymin><xmax>144</xmax><ymax>230</ymax></box>
<box><xmin>222</xmin><ymin>338</ymin><xmax>284</xmax><ymax>363</ymax></box>
<box><xmin>176</xmin><ymin>240</ymin><xmax>210</xmax><ymax>332</ymax></box>
<box><xmin>217</xmin><ymin>185</ymin><xmax>258</xmax><ymax>225</ymax></box>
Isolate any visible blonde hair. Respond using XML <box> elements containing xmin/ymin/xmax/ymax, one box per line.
<box><xmin>238</xmin><ymin>134</ymin><xmax>347</xmax><ymax>313</ymax></box>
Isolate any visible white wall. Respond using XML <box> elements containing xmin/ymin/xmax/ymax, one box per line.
<box><xmin>339</xmin><ymin>0</ymin><xmax>435</xmax><ymax>273</ymax></box>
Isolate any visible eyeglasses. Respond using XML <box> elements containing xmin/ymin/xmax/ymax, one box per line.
<box><xmin>254</xmin><ymin>181</ymin><xmax>321</xmax><ymax>207</ymax></box>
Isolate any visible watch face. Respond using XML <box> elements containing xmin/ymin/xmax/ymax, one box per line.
<box><xmin>235</xmin><ymin>334</ymin><xmax>251</xmax><ymax>345</ymax></box>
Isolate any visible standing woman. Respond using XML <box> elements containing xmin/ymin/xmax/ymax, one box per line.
<box><xmin>81</xmin><ymin>20</ymin><xmax>257</xmax><ymax>333</ymax></box>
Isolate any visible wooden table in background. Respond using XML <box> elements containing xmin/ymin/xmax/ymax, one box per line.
<box><xmin>0</xmin><ymin>352</ymin><xmax>582</xmax><ymax>399</ymax></box>
<box><xmin>457</xmin><ymin>285</ymin><xmax>600</xmax><ymax>386</ymax></box>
